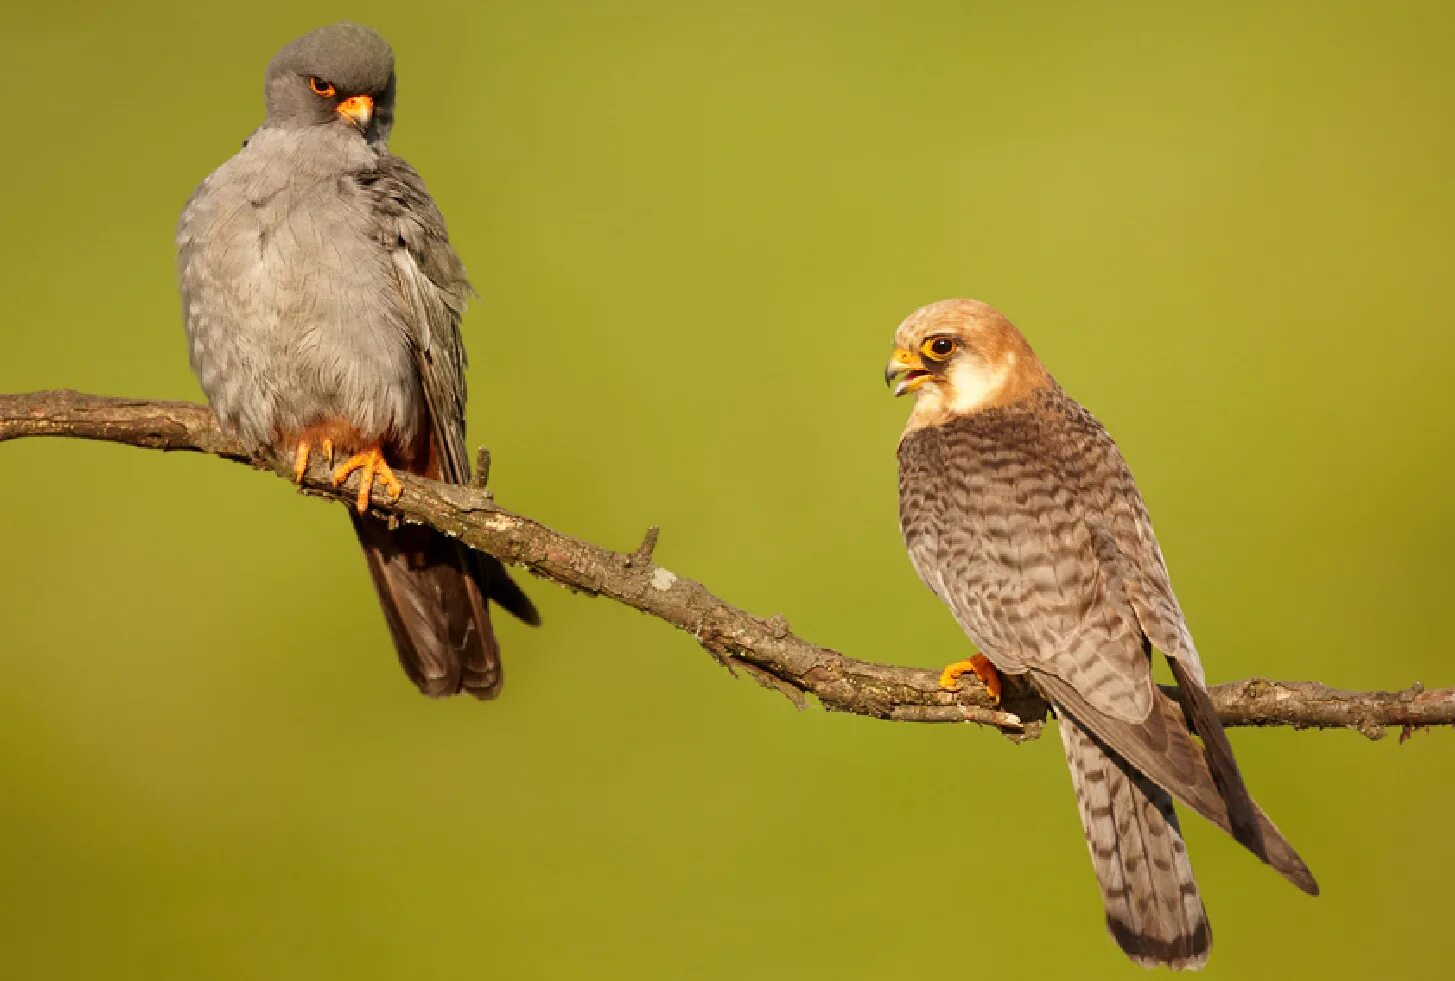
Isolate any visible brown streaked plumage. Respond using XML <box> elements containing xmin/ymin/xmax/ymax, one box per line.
<box><xmin>887</xmin><ymin>298</ymin><xmax>1316</xmax><ymax>970</ymax></box>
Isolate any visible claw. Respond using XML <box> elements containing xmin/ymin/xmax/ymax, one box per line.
<box><xmin>321</xmin><ymin>438</ymin><xmax>334</xmax><ymax>467</ymax></box>
<box><xmin>331</xmin><ymin>447</ymin><xmax>404</xmax><ymax>514</ymax></box>
<box><xmin>292</xmin><ymin>441</ymin><xmax>312</xmax><ymax>483</ymax></box>
<box><xmin>939</xmin><ymin>653</ymin><xmax>1003</xmax><ymax>704</ymax></box>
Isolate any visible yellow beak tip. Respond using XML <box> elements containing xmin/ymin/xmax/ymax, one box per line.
<box><xmin>885</xmin><ymin>348</ymin><xmax>922</xmax><ymax>394</ymax></box>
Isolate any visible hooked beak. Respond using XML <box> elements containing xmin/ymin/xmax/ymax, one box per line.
<box><xmin>335</xmin><ymin>94</ymin><xmax>375</xmax><ymax>130</ymax></box>
<box><xmin>885</xmin><ymin>347</ymin><xmax>929</xmax><ymax>397</ymax></box>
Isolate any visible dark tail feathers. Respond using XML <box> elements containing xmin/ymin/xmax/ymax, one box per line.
<box><xmin>352</xmin><ymin>513</ymin><xmax>536</xmax><ymax>698</ymax></box>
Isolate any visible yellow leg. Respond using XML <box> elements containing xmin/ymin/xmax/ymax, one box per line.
<box><xmin>938</xmin><ymin>653</ymin><xmax>1003</xmax><ymax>703</ymax></box>
<box><xmin>292</xmin><ymin>441</ymin><xmax>312</xmax><ymax>483</ymax></box>
<box><xmin>320</xmin><ymin>438</ymin><xmax>334</xmax><ymax>466</ymax></box>
<box><xmin>331</xmin><ymin>447</ymin><xmax>404</xmax><ymax>514</ymax></box>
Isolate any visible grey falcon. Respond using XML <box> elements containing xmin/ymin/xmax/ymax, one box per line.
<box><xmin>886</xmin><ymin>298</ymin><xmax>1317</xmax><ymax>969</ymax></box>
<box><xmin>178</xmin><ymin>22</ymin><xmax>537</xmax><ymax>698</ymax></box>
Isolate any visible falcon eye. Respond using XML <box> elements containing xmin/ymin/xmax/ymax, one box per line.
<box><xmin>922</xmin><ymin>336</ymin><xmax>958</xmax><ymax>360</ymax></box>
<box><xmin>308</xmin><ymin>76</ymin><xmax>336</xmax><ymax>98</ymax></box>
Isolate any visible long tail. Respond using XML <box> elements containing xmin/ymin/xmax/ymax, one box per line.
<box><xmin>1057</xmin><ymin>710</ymin><xmax>1211</xmax><ymax>970</ymax></box>
<box><xmin>352</xmin><ymin>513</ymin><xmax>537</xmax><ymax>698</ymax></box>
<box><xmin>1033</xmin><ymin>666</ymin><xmax>1318</xmax><ymax>897</ymax></box>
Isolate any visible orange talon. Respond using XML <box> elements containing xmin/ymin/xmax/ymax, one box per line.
<box><xmin>331</xmin><ymin>447</ymin><xmax>404</xmax><ymax>514</ymax></box>
<box><xmin>938</xmin><ymin>653</ymin><xmax>1003</xmax><ymax>703</ymax></box>
<box><xmin>292</xmin><ymin>441</ymin><xmax>312</xmax><ymax>483</ymax></box>
<box><xmin>320</xmin><ymin>438</ymin><xmax>334</xmax><ymax>466</ymax></box>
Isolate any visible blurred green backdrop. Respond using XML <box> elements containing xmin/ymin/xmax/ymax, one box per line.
<box><xmin>2</xmin><ymin>1</ymin><xmax>1452</xmax><ymax>978</ymax></box>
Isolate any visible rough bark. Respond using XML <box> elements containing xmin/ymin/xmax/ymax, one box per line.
<box><xmin>3</xmin><ymin>389</ymin><xmax>1449</xmax><ymax>743</ymax></box>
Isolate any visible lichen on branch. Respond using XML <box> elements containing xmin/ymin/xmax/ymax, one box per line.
<box><xmin>2</xmin><ymin>389</ymin><xmax>1450</xmax><ymax>742</ymax></box>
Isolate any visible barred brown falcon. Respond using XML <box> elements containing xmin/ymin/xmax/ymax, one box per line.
<box><xmin>886</xmin><ymin>298</ymin><xmax>1317</xmax><ymax>969</ymax></box>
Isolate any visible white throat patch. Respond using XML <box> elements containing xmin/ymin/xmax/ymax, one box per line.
<box><xmin>907</xmin><ymin>354</ymin><xmax>1013</xmax><ymax>429</ymax></box>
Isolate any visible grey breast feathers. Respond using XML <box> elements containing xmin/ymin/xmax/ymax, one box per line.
<box><xmin>178</xmin><ymin>128</ymin><xmax>423</xmax><ymax>455</ymax></box>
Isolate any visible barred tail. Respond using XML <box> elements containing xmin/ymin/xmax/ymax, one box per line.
<box><xmin>1057</xmin><ymin>708</ymin><xmax>1211</xmax><ymax>970</ymax></box>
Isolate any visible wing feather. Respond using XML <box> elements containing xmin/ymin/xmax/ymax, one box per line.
<box><xmin>363</xmin><ymin>155</ymin><xmax>538</xmax><ymax>627</ymax></box>
<box><xmin>368</xmin><ymin>156</ymin><xmax>472</xmax><ymax>481</ymax></box>
<box><xmin>898</xmin><ymin>391</ymin><xmax>1155</xmax><ymax>722</ymax></box>
<box><xmin>896</xmin><ymin>385</ymin><xmax>1315</xmax><ymax>894</ymax></box>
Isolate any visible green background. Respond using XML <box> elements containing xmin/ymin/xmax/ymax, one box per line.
<box><xmin>2</xmin><ymin>1</ymin><xmax>1450</xmax><ymax>977</ymax></box>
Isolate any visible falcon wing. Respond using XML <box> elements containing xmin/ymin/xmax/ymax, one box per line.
<box><xmin>898</xmin><ymin>396</ymin><xmax>1158</xmax><ymax>724</ymax></box>
<box><xmin>364</xmin><ymin>155</ymin><xmax>538</xmax><ymax>626</ymax></box>
<box><xmin>369</xmin><ymin>154</ymin><xmax>473</xmax><ymax>483</ymax></box>
<box><xmin>1058</xmin><ymin>397</ymin><xmax>1205</xmax><ymax>682</ymax></box>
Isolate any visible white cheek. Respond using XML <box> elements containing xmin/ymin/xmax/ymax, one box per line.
<box><xmin>942</xmin><ymin>356</ymin><xmax>1011</xmax><ymax>413</ymax></box>
<box><xmin>904</xmin><ymin>352</ymin><xmax>1017</xmax><ymax>429</ymax></box>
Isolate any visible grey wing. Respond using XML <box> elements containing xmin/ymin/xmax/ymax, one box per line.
<box><xmin>897</xmin><ymin>413</ymin><xmax>1157</xmax><ymax>723</ymax></box>
<box><xmin>369</xmin><ymin>154</ymin><xmax>474</xmax><ymax>482</ymax></box>
<box><xmin>365</xmin><ymin>156</ymin><xmax>538</xmax><ymax>627</ymax></box>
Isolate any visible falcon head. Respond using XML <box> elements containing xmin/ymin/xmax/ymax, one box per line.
<box><xmin>263</xmin><ymin>23</ymin><xmax>397</xmax><ymax>144</ymax></box>
<box><xmin>885</xmin><ymin>298</ymin><xmax>1049</xmax><ymax>425</ymax></box>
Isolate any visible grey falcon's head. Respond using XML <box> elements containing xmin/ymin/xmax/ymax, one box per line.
<box><xmin>263</xmin><ymin>23</ymin><xmax>397</xmax><ymax>144</ymax></box>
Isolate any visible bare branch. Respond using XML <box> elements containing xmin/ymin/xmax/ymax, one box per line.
<box><xmin>3</xmin><ymin>389</ymin><xmax>1450</xmax><ymax>742</ymax></box>
<box><xmin>630</xmin><ymin>526</ymin><xmax>660</xmax><ymax>566</ymax></box>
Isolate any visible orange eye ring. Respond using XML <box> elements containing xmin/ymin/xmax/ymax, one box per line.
<box><xmin>922</xmin><ymin>336</ymin><xmax>958</xmax><ymax>360</ymax></box>
<box><xmin>308</xmin><ymin>76</ymin><xmax>336</xmax><ymax>98</ymax></box>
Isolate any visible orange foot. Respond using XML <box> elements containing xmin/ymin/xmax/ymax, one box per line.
<box><xmin>939</xmin><ymin>653</ymin><xmax>1002</xmax><ymax>704</ymax></box>
<box><xmin>291</xmin><ymin>438</ymin><xmax>336</xmax><ymax>483</ymax></box>
<box><xmin>331</xmin><ymin>447</ymin><xmax>404</xmax><ymax>514</ymax></box>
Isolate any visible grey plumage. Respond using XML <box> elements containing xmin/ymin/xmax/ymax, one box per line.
<box><xmin>891</xmin><ymin>299</ymin><xmax>1315</xmax><ymax>969</ymax></box>
<box><xmin>179</xmin><ymin>23</ymin><xmax>536</xmax><ymax>697</ymax></box>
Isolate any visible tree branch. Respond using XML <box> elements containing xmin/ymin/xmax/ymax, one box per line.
<box><xmin>3</xmin><ymin>389</ymin><xmax>1449</xmax><ymax>742</ymax></box>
